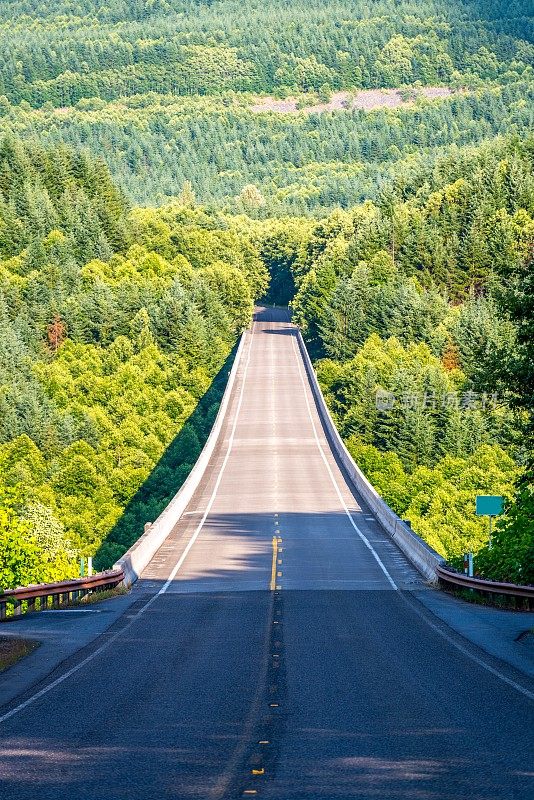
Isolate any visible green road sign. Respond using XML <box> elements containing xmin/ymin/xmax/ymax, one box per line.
<box><xmin>476</xmin><ymin>495</ymin><xmax>504</xmax><ymax>516</ymax></box>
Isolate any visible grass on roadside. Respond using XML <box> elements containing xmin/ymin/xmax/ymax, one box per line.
<box><xmin>447</xmin><ymin>587</ymin><xmax>533</xmax><ymax>612</ymax></box>
<box><xmin>66</xmin><ymin>586</ymin><xmax>129</xmax><ymax>607</ymax></box>
<box><xmin>0</xmin><ymin>637</ymin><xmax>39</xmax><ymax>672</ymax></box>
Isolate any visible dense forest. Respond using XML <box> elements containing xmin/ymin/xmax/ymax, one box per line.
<box><xmin>1</xmin><ymin>0</ymin><xmax>531</xmax><ymax>103</ymax></box>
<box><xmin>0</xmin><ymin>0</ymin><xmax>532</xmax><ymax>209</ymax></box>
<box><xmin>283</xmin><ymin>136</ymin><xmax>533</xmax><ymax>582</ymax></box>
<box><xmin>0</xmin><ymin>136</ymin><xmax>267</xmax><ymax>587</ymax></box>
<box><xmin>0</xmin><ymin>0</ymin><xmax>532</xmax><ymax>589</ymax></box>
<box><xmin>0</xmin><ymin>81</ymin><xmax>531</xmax><ymax>211</ymax></box>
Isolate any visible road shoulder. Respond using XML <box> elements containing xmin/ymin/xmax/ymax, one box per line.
<box><xmin>0</xmin><ymin>589</ymin><xmax>141</xmax><ymax>708</ymax></box>
<box><xmin>413</xmin><ymin>587</ymin><xmax>534</xmax><ymax>679</ymax></box>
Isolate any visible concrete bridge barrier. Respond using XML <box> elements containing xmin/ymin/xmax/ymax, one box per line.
<box><xmin>295</xmin><ymin>330</ymin><xmax>443</xmax><ymax>582</ymax></box>
<box><xmin>114</xmin><ymin>335</ymin><xmax>246</xmax><ymax>586</ymax></box>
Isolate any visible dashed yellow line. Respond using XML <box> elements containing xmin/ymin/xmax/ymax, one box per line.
<box><xmin>270</xmin><ymin>536</ymin><xmax>278</xmax><ymax>591</ymax></box>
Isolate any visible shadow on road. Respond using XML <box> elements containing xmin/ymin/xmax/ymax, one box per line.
<box><xmin>261</xmin><ymin>327</ymin><xmax>296</xmax><ymax>335</ymax></box>
<box><xmin>138</xmin><ymin>508</ymin><xmax>420</xmax><ymax>591</ymax></box>
<box><xmin>0</xmin><ymin>583</ymin><xmax>532</xmax><ymax>799</ymax></box>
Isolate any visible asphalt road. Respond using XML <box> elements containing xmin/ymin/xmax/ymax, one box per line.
<box><xmin>0</xmin><ymin>307</ymin><xmax>532</xmax><ymax>799</ymax></box>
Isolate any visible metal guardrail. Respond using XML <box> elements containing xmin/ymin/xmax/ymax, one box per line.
<box><xmin>0</xmin><ymin>568</ymin><xmax>124</xmax><ymax>621</ymax></box>
<box><xmin>437</xmin><ymin>565</ymin><xmax>534</xmax><ymax>602</ymax></box>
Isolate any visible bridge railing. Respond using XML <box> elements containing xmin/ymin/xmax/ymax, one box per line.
<box><xmin>113</xmin><ymin>334</ymin><xmax>246</xmax><ymax>586</ymax></box>
<box><xmin>296</xmin><ymin>329</ymin><xmax>534</xmax><ymax>598</ymax></box>
<box><xmin>0</xmin><ymin>569</ymin><xmax>124</xmax><ymax>620</ymax></box>
<box><xmin>296</xmin><ymin>330</ymin><xmax>444</xmax><ymax>583</ymax></box>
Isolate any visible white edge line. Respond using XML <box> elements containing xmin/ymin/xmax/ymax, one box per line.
<box><xmin>292</xmin><ymin>331</ymin><xmax>534</xmax><ymax>701</ymax></box>
<box><xmin>0</xmin><ymin>591</ymin><xmax>160</xmax><ymax>724</ymax></box>
<box><xmin>39</xmin><ymin>609</ymin><xmax>101</xmax><ymax>614</ymax></box>
<box><xmin>400</xmin><ymin>593</ymin><xmax>534</xmax><ymax>701</ymax></box>
<box><xmin>290</xmin><ymin>332</ymin><xmax>397</xmax><ymax>590</ymax></box>
<box><xmin>0</xmin><ymin>326</ymin><xmax>255</xmax><ymax>725</ymax></box>
<box><xmin>157</xmin><ymin>326</ymin><xmax>254</xmax><ymax>595</ymax></box>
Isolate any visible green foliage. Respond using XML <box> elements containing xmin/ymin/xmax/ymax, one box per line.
<box><xmin>347</xmin><ymin>439</ymin><xmax>519</xmax><ymax>558</ymax></box>
<box><xmin>0</xmin><ymin>136</ymin><xmax>264</xmax><ymax>588</ymax></box>
<box><xmin>290</xmin><ymin>137</ymin><xmax>534</xmax><ymax>313</ymax></box>
<box><xmin>20</xmin><ymin>502</ymin><xmax>77</xmax><ymax>582</ymax></box>
<box><xmin>285</xmin><ymin>136</ymin><xmax>533</xmax><ymax>578</ymax></box>
<box><xmin>0</xmin><ymin>481</ymin><xmax>75</xmax><ymax>587</ymax></box>
<box><xmin>0</xmin><ymin>136</ymin><xmax>131</xmax><ymax>261</ymax></box>
<box><xmin>0</xmin><ymin>1</ymin><xmax>530</xmax><ymax>211</ymax></box>
<box><xmin>475</xmin><ymin>479</ymin><xmax>534</xmax><ymax>585</ymax></box>
<box><xmin>317</xmin><ymin>333</ymin><xmax>517</xmax><ymax>472</ymax></box>
<box><xmin>0</xmin><ymin>486</ymin><xmax>39</xmax><ymax>590</ymax></box>
<box><xmin>471</xmin><ymin>251</ymin><xmax>534</xmax><ymax>584</ymax></box>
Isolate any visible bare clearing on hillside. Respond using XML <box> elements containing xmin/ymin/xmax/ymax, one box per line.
<box><xmin>250</xmin><ymin>87</ymin><xmax>452</xmax><ymax>114</ymax></box>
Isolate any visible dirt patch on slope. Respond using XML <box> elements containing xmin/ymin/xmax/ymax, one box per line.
<box><xmin>250</xmin><ymin>87</ymin><xmax>452</xmax><ymax>114</ymax></box>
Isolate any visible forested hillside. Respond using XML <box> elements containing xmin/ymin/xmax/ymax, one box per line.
<box><xmin>283</xmin><ymin>136</ymin><xmax>534</xmax><ymax>582</ymax></box>
<box><xmin>1</xmin><ymin>0</ymin><xmax>531</xmax><ymax>103</ymax></box>
<box><xmin>0</xmin><ymin>0</ymin><xmax>531</xmax><ymax>209</ymax></box>
<box><xmin>0</xmin><ymin>0</ymin><xmax>532</xmax><ymax>589</ymax></box>
<box><xmin>1</xmin><ymin>81</ymin><xmax>531</xmax><ymax>212</ymax></box>
<box><xmin>0</xmin><ymin>136</ymin><xmax>267</xmax><ymax>588</ymax></box>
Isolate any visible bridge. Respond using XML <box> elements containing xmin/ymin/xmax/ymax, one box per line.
<box><xmin>0</xmin><ymin>308</ymin><xmax>532</xmax><ymax>799</ymax></box>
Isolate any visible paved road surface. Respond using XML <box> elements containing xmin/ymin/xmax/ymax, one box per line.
<box><xmin>0</xmin><ymin>308</ymin><xmax>532</xmax><ymax>799</ymax></box>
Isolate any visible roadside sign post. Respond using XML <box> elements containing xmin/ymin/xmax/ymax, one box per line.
<box><xmin>463</xmin><ymin>552</ymin><xmax>474</xmax><ymax>577</ymax></box>
<box><xmin>476</xmin><ymin>495</ymin><xmax>504</xmax><ymax>548</ymax></box>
